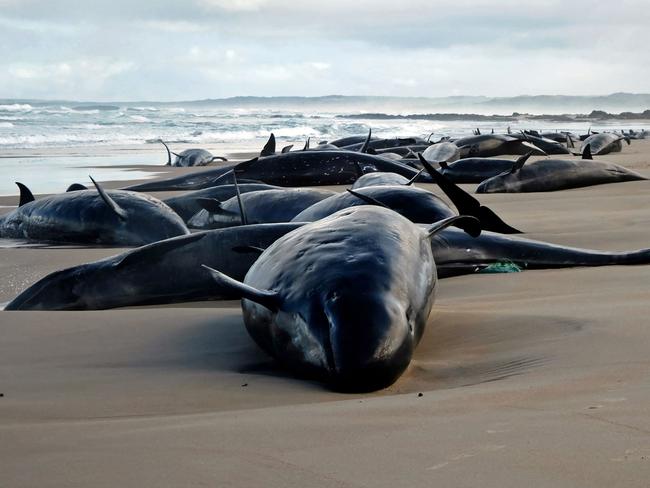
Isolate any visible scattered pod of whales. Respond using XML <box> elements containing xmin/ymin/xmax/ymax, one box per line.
<box><xmin>3</xmin><ymin>126</ymin><xmax>648</xmax><ymax>392</ymax></box>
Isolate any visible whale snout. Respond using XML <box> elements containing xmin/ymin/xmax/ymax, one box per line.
<box><xmin>323</xmin><ymin>293</ymin><xmax>414</xmax><ymax>392</ymax></box>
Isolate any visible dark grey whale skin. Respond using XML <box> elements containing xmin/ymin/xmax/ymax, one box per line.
<box><xmin>123</xmin><ymin>164</ymin><xmax>239</xmax><ymax>192</ymax></box>
<box><xmin>582</xmin><ymin>133</ymin><xmax>629</xmax><ymax>155</ymax></box>
<box><xmin>292</xmin><ymin>185</ymin><xmax>456</xmax><ymax>224</ymax></box>
<box><xmin>7</xmin><ymin>222</ymin><xmax>650</xmax><ymax>311</ymax></box>
<box><xmin>431</xmin><ymin>228</ymin><xmax>650</xmax><ymax>278</ymax></box>
<box><xmin>0</xmin><ymin>189</ymin><xmax>189</xmax><ymax>246</ymax></box>
<box><xmin>207</xmin><ymin>206</ymin><xmax>446</xmax><ymax>392</ymax></box>
<box><xmin>233</xmin><ymin>151</ymin><xmax>429</xmax><ymax>186</ymax></box>
<box><xmin>188</xmin><ymin>188</ymin><xmax>335</xmax><ymax>229</ymax></box>
<box><xmin>476</xmin><ymin>159</ymin><xmax>647</xmax><ymax>193</ymax></box>
<box><xmin>4</xmin><ymin>223</ymin><xmax>303</xmax><ymax>311</ymax></box>
<box><xmin>164</xmin><ymin>183</ymin><xmax>280</xmax><ymax>221</ymax></box>
<box><xmin>440</xmin><ymin>157</ymin><xmax>523</xmax><ymax>183</ymax></box>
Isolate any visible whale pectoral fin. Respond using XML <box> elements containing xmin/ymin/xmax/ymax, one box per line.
<box><xmin>89</xmin><ymin>176</ymin><xmax>128</xmax><ymax>220</ymax></box>
<box><xmin>419</xmin><ymin>155</ymin><xmax>523</xmax><ymax>234</ymax></box>
<box><xmin>201</xmin><ymin>265</ymin><xmax>281</xmax><ymax>311</ymax></box>
<box><xmin>208</xmin><ymin>169</ymin><xmax>235</xmax><ymax>186</ymax></box>
<box><xmin>346</xmin><ymin>189</ymin><xmax>390</xmax><ymax>209</ymax></box>
<box><xmin>234</xmin><ymin>157</ymin><xmax>260</xmax><ymax>174</ymax></box>
<box><xmin>66</xmin><ymin>183</ymin><xmax>88</xmax><ymax>192</ymax></box>
<box><xmin>210</xmin><ymin>156</ymin><xmax>228</xmax><ymax>162</ymax></box>
<box><xmin>521</xmin><ymin>141</ymin><xmax>547</xmax><ymax>156</ymax></box>
<box><xmin>281</xmin><ymin>145</ymin><xmax>293</xmax><ymax>154</ymax></box>
<box><xmin>566</xmin><ymin>133</ymin><xmax>575</xmax><ymax>149</ymax></box>
<box><xmin>582</xmin><ymin>144</ymin><xmax>593</xmax><ymax>160</ymax></box>
<box><xmin>232</xmin><ymin>245</ymin><xmax>265</xmax><ymax>255</ymax></box>
<box><xmin>427</xmin><ymin>215</ymin><xmax>481</xmax><ymax>238</ymax></box>
<box><xmin>360</xmin><ymin>128</ymin><xmax>372</xmax><ymax>153</ymax></box>
<box><xmin>231</xmin><ymin>172</ymin><xmax>248</xmax><ymax>225</ymax></box>
<box><xmin>115</xmin><ymin>233</ymin><xmax>206</xmax><ymax>269</ymax></box>
<box><xmin>260</xmin><ymin>133</ymin><xmax>276</xmax><ymax>157</ymax></box>
<box><xmin>15</xmin><ymin>182</ymin><xmax>35</xmax><ymax>207</ymax></box>
<box><xmin>418</xmin><ymin>154</ymin><xmax>479</xmax><ymax>212</ymax></box>
<box><xmin>405</xmin><ymin>168</ymin><xmax>425</xmax><ymax>186</ymax></box>
<box><xmin>303</xmin><ymin>137</ymin><xmax>310</xmax><ymax>151</ymax></box>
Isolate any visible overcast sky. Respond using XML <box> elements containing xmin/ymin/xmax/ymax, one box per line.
<box><xmin>1</xmin><ymin>0</ymin><xmax>648</xmax><ymax>101</ymax></box>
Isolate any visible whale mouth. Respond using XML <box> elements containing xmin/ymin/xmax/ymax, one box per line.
<box><xmin>321</xmin><ymin>293</ymin><xmax>414</xmax><ymax>392</ymax></box>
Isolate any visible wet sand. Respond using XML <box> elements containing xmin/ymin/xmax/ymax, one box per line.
<box><xmin>1</xmin><ymin>141</ymin><xmax>649</xmax><ymax>487</ymax></box>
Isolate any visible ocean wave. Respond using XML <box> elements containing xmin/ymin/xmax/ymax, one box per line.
<box><xmin>0</xmin><ymin>104</ymin><xmax>32</xmax><ymax>112</ymax></box>
<box><xmin>129</xmin><ymin>115</ymin><xmax>150</xmax><ymax>123</ymax></box>
<box><xmin>128</xmin><ymin>106</ymin><xmax>159</xmax><ymax>112</ymax></box>
<box><xmin>0</xmin><ymin>122</ymin><xmax>14</xmax><ymax>128</ymax></box>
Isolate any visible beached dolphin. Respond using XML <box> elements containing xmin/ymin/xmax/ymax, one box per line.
<box><xmin>476</xmin><ymin>149</ymin><xmax>647</xmax><ymax>193</ymax></box>
<box><xmin>203</xmin><ymin>206</ymin><xmax>479</xmax><ymax>391</ymax></box>
<box><xmin>188</xmin><ymin>188</ymin><xmax>335</xmax><ymax>229</ymax></box>
<box><xmin>0</xmin><ymin>178</ymin><xmax>189</xmax><ymax>246</ymax></box>
<box><xmin>123</xmin><ymin>164</ymin><xmax>239</xmax><ymax>192</ymax></box>
<box><xmin>454</xmin><ymin>134</ymin><xmax>544</xmax><ymax>157</ymax></box>
<box><xmin>232</xmin><ymin>151</ymin><xmax>428</xmax><ymax>186</ymax></box>
<box><xmin>582</xmin><ymin>133</ymin><xmax>631</xmax><ymax>155</ymax></box>
<box><xmin>9</xmin><ymin>219</ymin><xmax>650</xmax><ymax>311</ymax></box>
<box><xmin>4</xmin><ymin>223</ymin><xmax>303</xmax><ymax>311</ymax></box>
<box><xmin>511</xmin><ymin>132</ymin><xmax>572</xmax><ymax>155</ymax></box>
<box><xmin>438</xmin><ymin>152</ymin><xmax>534</xmax><ymax>184</ymax></box>
<box><xmin>160</xmin><ymin>140</ymin><xmax>227</xmax><ymax>167</ymax></box>
<box><xmin>164</xmin><ymin>182</ymin><xmax>280</xmax><ymax>221</ymax></box>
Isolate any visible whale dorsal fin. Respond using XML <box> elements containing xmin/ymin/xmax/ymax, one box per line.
<box><xmin>260</xmin><ymin>133</ymin><xmax>276</xmax><ymax>157</ymax></box>
<box><xmin>232</xmin><ymin>172</ymin><xmax>248</xmax><ymax>225</ymax></box>
<box><xmin>582</xmin><ymin>144</ymin><xmax>593</xmax><ymax>160</ymax></box>
<box><xmin>202</xmin><ymin>265</ymin><xmax>281</xmax><ymax>311</ymax></box>
<box><xmin>281</xmin><ymin>145</ymin><xmax>293</xmax><ymax>154</ymax></box>
<box><xmin>66</xmin><ymin>183</ymin><xmax>88</xmax><ymax>192</ymax></box>
<box><xmin>115</xmin><ymin>233</ymin><xmax>206</xmax><ymax>269</ymax></box>
<box><xmin>510</xmin><ymin>151</ymin><xmax>533</xmax><ymax>173</ymax></box>
<box><xmin>360</xmin><ymin>128</ymin><xmax>372</xmax><ymax>153</ymax></box>
<box><xmin>346</xmin><ymin>189</ymin><xmax>390</xmax><ymax>209</ymax></box>
<box><xmin>303</xmin><ymin>137</ymin><xmax>310</xmax><ymax>151</ymax></box>
<box><xmin>405</xmin><ymin>168</ymin><xmax>425</xmax><ymax>185</ymax></box>
<box><xmin>566</xmin><ymin>133</ymin><xmax>575</xmax><ymax>149</ymax></box>
<box><xmin>159</xmin><ymin>140</ymin><xmax>172</xmax><ymax>165</ymax></box>
<box><xmin>426</xmin><ymin>215</ymin><xmax>481</xmax><ymax>238</ymax></box>
<box><xmin>15</xmin><ymin>182</ymin><xmax>35</xmax><ymax>207</ymax></box>
<box><xmin>89</xmin><ymin>176</ymin><xmax>127</xmax><ymax>220</ymax></box>
<box><xmin>418</xmin><ymin>154</ymin><xmax>522</xmax><ymax>234</ymax></box>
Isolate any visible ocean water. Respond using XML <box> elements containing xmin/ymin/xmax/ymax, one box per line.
<box><xmin>1</xmin><ymin>100</ymin><xmax>649</xmax><ymax>196</ymax></box>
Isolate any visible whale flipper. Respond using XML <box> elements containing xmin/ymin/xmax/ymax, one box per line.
<box><xmin>303</xmin><ymin>137</ymin><xmax>310</xmax><ymax>151</ymax></box>
<box><xmin>260</xmin><ymin>133</ymin><xmax>276</xmax><ymax>157</ymax></box>
<box><xmin>427</xmin><ymin>215</ymin><xmax>481</xmax><ymax>238</ymax></box>
<box><xmin>89</xmin><ymin>176</ymin><xmax>127</xmax><ymax>220</ymax></box>
<box><xmin>418</xmin><ymin>155</ymin><xmax>522</xmax><ymax>234</ymax></box>
<box><xmin>582</xmin><ymin>145</ymin><xmax>593</xmax><ymax>160</ymax></box>
<box><xmin>201</xmin><ymin>265</ymin><xmax>281</xmax><ymax>311</ymax></box>
<box><xmin>234</xmin><ymin>157</ymin><xmax>260</xmax><ymax>174</ymax></box>
<box><xmin>232</xmin><ymin>172</ymin><xmax>248</xmax><ymax>225</ymax></box>
<box><xmin>405</xmin><ymin>168</ymin><xmax>425</xmax><ymax>185</ymax></box>
<box><xmin>15</xmin><ymin>182</ymin><xmax>35</xmax><ymax>207</ymax></box>
<box><xmin>510</xmin><ymin>151</ymin><xmax>534</xmax><ymax>173</ymax></box>
<box><xmin>346</xmin><ymin>189</ymin><xmax>390</xmax><ymax>208</ymax></box>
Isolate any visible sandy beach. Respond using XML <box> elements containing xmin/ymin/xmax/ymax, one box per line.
<box><xmin>1</xmin><ymin>141</ymin><xmax>649</xmax><ymax>487</ymax></box>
